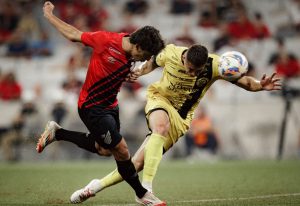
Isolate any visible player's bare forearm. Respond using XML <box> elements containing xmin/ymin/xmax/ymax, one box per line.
<box><xmin>43</xmin><ymin>1</ymin><xmax>82</xmax><ymax>42</ymax></box>
<box><xmin>236</xmin><ymin>73</ymin><xmax>282</xmax><ymax>92</ymax></box>
<box><xmin>236</xmin><ymin>76</ymin><xmax>262</xmax><ymax>92</ymax></box>
<box><xmin>140</xmin><ymin>57</ymin><xmax>159</xmax><ymax>76</ymax></box>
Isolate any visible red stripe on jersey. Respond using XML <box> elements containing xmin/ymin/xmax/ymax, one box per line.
<box><xmin>84</xmin><ymin>93</ymin><xmax>117</xmax><ymax>108</ymax></box>
<box><xmin>87</xmin><ymin>66</ymin><xmax>130</xmax><ymax>96</ymax></box>
<box><xmin>85</xmin><ymin>74</ymin><xmax>125</xmax><ymax>103</ymax></box>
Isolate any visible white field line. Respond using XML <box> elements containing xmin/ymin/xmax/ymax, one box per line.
<box><xmin>100</xmin><ymin>192</ymin><xmax>300</xmax><ymax>206</ymax></box>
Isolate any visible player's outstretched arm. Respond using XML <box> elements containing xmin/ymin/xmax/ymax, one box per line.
<box><xmin>43</xmin><ymin>1</ymin><xmax>82</xmax><ymax>42</ymax></box>
<box><xmin>235</xmin><ymin>72</ymin><xmax>282</xmax><ymax>92</ymax></box>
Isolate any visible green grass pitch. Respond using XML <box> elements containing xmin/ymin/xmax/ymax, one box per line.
<box><xmin>0</xmin><ymin>160</ymin><xmax>300</xmax><ymax>205</ymax></box>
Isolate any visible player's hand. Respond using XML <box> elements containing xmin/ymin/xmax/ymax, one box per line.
<box><xmin>125</xmin><ymin>69</ymin><xmax>142</xmax><ymax>82</ymax></box>
<box><xmin>260</xmin><ymin>72</ymin><xmax>282</xmax><ymax>91</ymax></box>
<box><xmin>43</xmin><ymin>1</ymin><xmax>54</xmax><ymax>18</ymax></box>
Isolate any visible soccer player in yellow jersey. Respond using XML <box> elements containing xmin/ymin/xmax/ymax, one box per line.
<box><xmin>70</xmin><ymin>44</ymin><xmax>281</xmax><ymax>203</ymax></box>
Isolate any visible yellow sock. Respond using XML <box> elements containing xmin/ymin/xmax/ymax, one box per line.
<box><xmin>143</xmin><ymin>133</ymin><xmax>165</xmax><ymax>188</ymax></box>
<box><xmin>100</xmin><ymin>168</ymin><xmax>123</xmax><ymax>189</ymax></box>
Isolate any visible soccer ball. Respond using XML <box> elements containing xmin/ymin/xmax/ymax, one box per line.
<box><xmin>218</xmin><ymin>51</ymin><xmax>248</xmax><ymax>81</ymax></box>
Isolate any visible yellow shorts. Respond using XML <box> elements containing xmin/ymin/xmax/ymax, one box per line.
<box><xmin>145</xmin><ymin>93</ymin><xmax>192</xmax><ymax>151</ymax></box>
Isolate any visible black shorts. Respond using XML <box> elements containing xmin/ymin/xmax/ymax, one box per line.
<box><xmin>78</xmin><ymin>106</ymin><xmax>122</xmax><ymax>149</ymax></box>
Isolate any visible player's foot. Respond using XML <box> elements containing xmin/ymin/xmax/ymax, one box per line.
<box><xmin>135</xmin><ymin>191</ymin><xmax>166</xmax><ymax>206</ymax></box>
<box><xmin>70</xmin><ymin>179</ymin><xmax>102</xmax><ymax>204</ymax></box>
<box><xmin>36</xmin><ymin>121</ymin><xmax>61</xmax><ymax>153</ymax></box>
<box><xmin>70</xmin><ymin>188</ymin><xmax>95</xmax><ymax>204</ymax></box>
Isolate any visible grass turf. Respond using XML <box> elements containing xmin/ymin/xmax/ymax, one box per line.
<box><xmin>0</xmin><ymin>160</ymin><xmax>300</xmax><ymax>205</ymax></box>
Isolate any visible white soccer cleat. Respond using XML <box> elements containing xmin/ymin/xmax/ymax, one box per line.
<box><xmin>36</xmin><ymin>121</ymin><xmax>61</xmax><ymax>153</ymax></box>
<box><xmin>70</xmin><ymin>188</ymin><xmax>95</xmax><ymax>204</ymax></box>
<box><xmin>135</xmin><ymin>191</ymin><xmax>166</xmax><ymax>206</ymax></box>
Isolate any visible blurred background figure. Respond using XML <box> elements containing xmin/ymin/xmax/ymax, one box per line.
<box><xmin>185</xmin><ymin>106</ymin><xmax>219</xmax><ymax>157</ymax></box>
<box><xmin>1</xmin><ymin>100</ymin><xmax>43</xmax><ymax>162</ymax></box>
<box><xmin>251</xmin><ymin>12</ymin><xmax>271</xmax><ymax>40</ymax></box>
<box><xmin>0</xmin><ymin>71</ymin><xmax>22</xmax><ymax>101</ymax></box>
<box><xmin>269</xmin><ymin>38</ymin><xmax>300</xmax><ymax>79</ymax></box>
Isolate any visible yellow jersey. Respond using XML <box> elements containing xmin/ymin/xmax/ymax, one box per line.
<box><xmin>147</xmin><ymin>44</ymin><xmax>220</xmax><ymax>120</ymax></box>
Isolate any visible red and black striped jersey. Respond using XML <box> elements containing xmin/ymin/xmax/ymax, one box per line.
<box><xmin>78</xmin><ymin>31</ymin><xmax>133</xmax><ymax>109</ymax></box>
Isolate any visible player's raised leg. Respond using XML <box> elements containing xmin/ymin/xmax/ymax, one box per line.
<box><xmin>36</xmin><ymin>122</ymin><xmax>104</xmax><ymax>155</ymax></box>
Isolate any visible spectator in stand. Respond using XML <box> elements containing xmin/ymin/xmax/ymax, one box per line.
<box><xmin>269</xmin><ymin>38</ymin><xmax>300</xmax><ymax>78</ymax></box>
<box><xmin>170</xmin><ymin>0</ymin><xmax>194</xmax><ymax>15</ymax></box>
<box><xmin>252</xmin><ymin>12</ymin><xmax>271</xmax><ymax>40</ymax></box>
<box><xmin>0</xmin><ymin>71</ymin><xmax>22</xmax><ymax>101</ymax></box>
<box><xmin>17</xmin><ymin>2</ymin><xmax>40</xmax><ymax>40</ymax></box>
<box><xmin>124</xmin><ymin>0</ymin><xmax>149</xmax><ymax>15</ymax></box>
<box><xmin>185</xmin><ymin>106</ymin><xmax>219</xmax><ymax>156</ymax></box>
<box><xmin>0</xmin><ymin>1</ymin><xmax>20</xmax><ymax>43</ymax></box>
<box><xmin>274</xmin><ymin>54</ymin><xmax>300</xmax><ymax>78</ymax></box>
<box><xmin>214</xmin><ymin>0</ymin><xmax>244</xmax><ymax>22</ymax></box>
<box><xmin>30</xmin><ymin>30</ymin><xmax>53</xmax><ymax>57</ymax></box>
<box><xmin>227</xmin><ymin>10</ymin><xmax>255</xmax><ymax>40</ymax></box>
<box><xmin>1</xmin><ymin>101</ymin><xmax>40</xmax><ymax>162</ymax></box>
<box><xmin>198</xmin><ymin>10</ymin><xmax>217</xmax><ymax>28</ymax></box>
<box><xmin>56</xmin><ymin>1</ymin><xmax>77</xmax><ymax>25</ymax></box>
<box><xmin>6</xmin><ymin>29</ymin><xmax>30</xmax><ymax>57</ymax></box>
<box><xmin>87</xmin><ymin>1</ymin><xmax>109</xmax><ymax>31</ymax></box>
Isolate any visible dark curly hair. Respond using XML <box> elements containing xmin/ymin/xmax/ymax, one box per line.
<box><xmin>129</xmin><ymin>26</ymin><xmax>165</xmax><ymax>55</ymax></box>
<box><xmin>186</xmin><ymin>44</ymin><xmax>208</xmax><ymax>68</ymax></box>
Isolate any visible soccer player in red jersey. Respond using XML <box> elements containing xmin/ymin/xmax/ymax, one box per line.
<box><xmin>36</xmin><ymin>2</ymin><xmax>165</xmax><ymax>205</ymax></box>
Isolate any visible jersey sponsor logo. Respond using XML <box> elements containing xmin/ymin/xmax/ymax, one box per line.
<box><xmin>108</xmin><ymin>56</ymin><xmax>116</xmax><ymax>64</ymax></box>
<box><xmin>109</xmin><ymin>47</ymin><xmax>121</xmax><ymax>55</ymax></box>
<box><xmin>196</xmin><ymin>78</ymin><xmax>209</xmax><ymax>88</ymax></box>
<box><xmin>101</xmin><ymin>131</ymin><xmax>112</xmax><ymax>144</ymax></box>
<box><xmin>168</xmin><ymin>81</ymin><xmax>196</xmax><ymax>93</ymax></box>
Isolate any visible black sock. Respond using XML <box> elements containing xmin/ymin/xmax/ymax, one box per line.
<box><xmin>116</xmin><ymin>159</ymin><xmax>147</xmax><ymax>198</ymax></box>
<box><xmin>55</xmin><ymin>129</ymin><xmax>98</xmax><ymax>154</ymax></box>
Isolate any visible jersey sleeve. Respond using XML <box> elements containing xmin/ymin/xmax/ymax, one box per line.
<box><xmin>155</xmin><ymin>47</ymin><xmax>168</xmax><ymax>67</ymax></box>
<box><xmin>81</xmin><ymin>31</ymin><xmax>109</xmax><ymax>53</ymax></box>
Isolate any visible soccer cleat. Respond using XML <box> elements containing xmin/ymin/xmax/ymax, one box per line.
<box><xmin>135</xmin><ymin>191</ymin><xmax>167</xmax><ymax>206</ymax></box>
<box><xmin>70</xmin><ymin>188</ymin><xmax>95</xmax><ymax>204</ymax></box>
<box><xmin>36</xmin><ymin>121</ymin><xmax>61</xmax><ymax>153</ymax></box>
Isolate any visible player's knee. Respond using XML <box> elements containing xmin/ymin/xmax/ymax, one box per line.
<box><xmin>152</xmin><ymin>123</ymin><xmax>170</xmax><ymax>136</ymax></box>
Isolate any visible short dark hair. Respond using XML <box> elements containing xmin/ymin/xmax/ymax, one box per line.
<box><xmin>186</xmin><ymin>44</ymin><xmax>208</xmax><ymax>68</ymax></box>
<box><xmin>129</xmin><ymin>26</ymin><xmax>165</xmax><ymax>55</ymax></box>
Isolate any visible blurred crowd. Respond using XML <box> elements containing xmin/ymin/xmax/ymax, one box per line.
<box><xmin>0</xmin><ymin>0</ymin><xmax>300</xmax><ymax>162</ymax></box>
